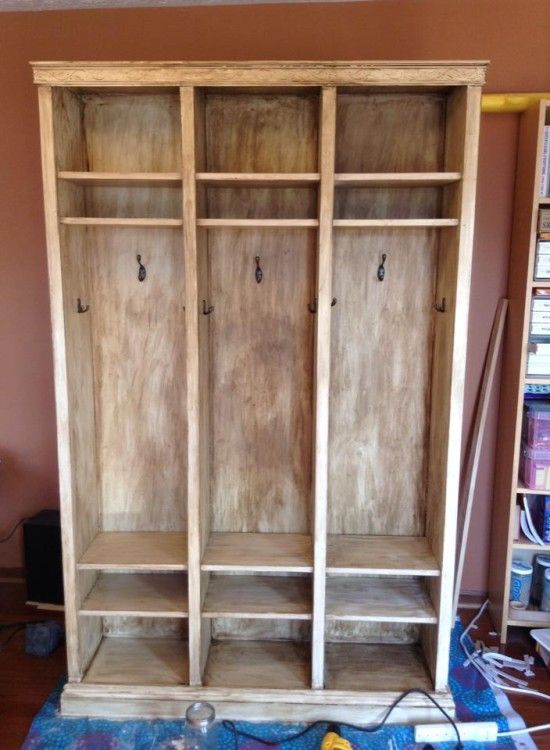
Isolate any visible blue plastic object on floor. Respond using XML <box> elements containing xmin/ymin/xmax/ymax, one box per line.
<box><xmin>21</xmin><ymin>621</ymin><xmax>521</xmax><ymax>749</ymax></box>
<box><xmin>25</xmin><ymin>621</ymin><xmax>64</xmax><ymax>657</ymax></box>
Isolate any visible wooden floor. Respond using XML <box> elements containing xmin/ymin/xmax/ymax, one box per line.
<box><xmin>0</xmin><ymin>580</ymin><xmax>549</xmax><ymax>750</ymax></box>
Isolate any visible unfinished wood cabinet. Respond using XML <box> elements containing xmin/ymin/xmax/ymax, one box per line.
<box><xmin>489</xmin><ymin>100</ymin><xmax>550</xmax><ymax>642</ymax></box>
<box><xmin>34</xmin><ymin>61</ymin><xmax>485</xmax><ymax>722</ymax></box>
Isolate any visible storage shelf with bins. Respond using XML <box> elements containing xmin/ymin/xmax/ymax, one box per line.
<box><xmin>35</xmin><ymin>60</ymin><xmax>485</xmax><ymax>721</ymax></box>
<box><xmin>489</xmin><ymin>99</ymin><xmax>550</xmax><ymax>644</ymax></box>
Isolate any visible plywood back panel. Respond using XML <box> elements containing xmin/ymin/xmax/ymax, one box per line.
<box><xmin>204</xmin><ymin>92</ymin><xmax>318</xmax><ymax>172</ymax></box>
<box><xmin>325</xmin><ymin>621</ymin><xmax>420</xmax><ymax>644</ymax></box>
<box><xmin>208</xmin><ymin>228</ymin><xmax>316</xmax><ymax>533</ymax></box>
<box><xmin>206</xmin><ymin>187</ymin><xmax>317</xmax><ymax>220</ymax></box>
<box><xmin>88</xmin><ymin>227</ymin><xmax>186</xmax><ymax>532</ymax></box>
<box><xmin>81</xmin><ymin>92</ymin><xmax>182</xmax><ymax>172</ymax></box>
<box><xmin>85</xmin><ymin>186</ymin><xmax>182</xmax><ymax>220</ymax></box>
<box><xmin>334</xmin><ymin>187</ymin><xmax>441</xmax><ymax>221</ymax></box>
<box><xmin>335</xmin><ymin>93</ymin><xmax>445</xmax><ymax>173</ymax></box>
<box><xmin>328</xmin><ymin>228</ymin><xmax>438</xmax><ymax>535</ymax></box>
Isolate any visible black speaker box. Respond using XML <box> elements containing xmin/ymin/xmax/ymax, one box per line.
<box><xmin>23</xmin><ymin>509</ymin><xmax>64</xmax><ymax>605</ymax></box>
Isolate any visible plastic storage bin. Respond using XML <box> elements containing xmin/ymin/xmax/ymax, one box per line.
<box><xmin>523</xmin><ymin>402</ymin><xmax>550</xmax><ymax>448</ymax></box>
<box><xmin>521</xmin><ymin>443</ymin><xmax>550</xmax><ymax>489</ymax></box>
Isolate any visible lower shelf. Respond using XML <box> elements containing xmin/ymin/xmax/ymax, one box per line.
<box><xmin>203</xmin><ymin>639</ymin><xmax>310</xmax><ymax>689</ymax></box>
<box><xmin>507</xmin><ymin>606</ymin><xmax>550</xmax><ymax>627</ymax></box>
<box><xmin>325</xmin><ymin>642</ymin><xmax>433</xmax><ymax>692</ymax></box>
<box><xmin>84</xmin><ymin>637</ymin><xmax>189</xmax><ymax>686</ymax></box>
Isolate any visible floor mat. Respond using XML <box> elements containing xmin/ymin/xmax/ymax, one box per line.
<box><xmin>21</xmin><ymin>620</ymin><xmax>532</xmax><ymax>750</ymax></box>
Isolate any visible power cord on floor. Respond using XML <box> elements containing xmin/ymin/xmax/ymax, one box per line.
<box><xmin>0</xmin><ymin>516</ymin><xmax>31</xmax><ymax>544</ymax></box>
<box><xmin>222</xmin><ymin>688</ymin><xmax>463</xmax><ymax>750</ymax></box>
<box><xmin>461</xmin><ymin>599</ymin><xmax>550</xmax><ymax>739</ymax></box>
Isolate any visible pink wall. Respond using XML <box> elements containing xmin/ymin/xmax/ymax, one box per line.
<box><xmin>0</xmin><ymin>0</ymin><xmax>549</xmax><ymax>593</ymax></box>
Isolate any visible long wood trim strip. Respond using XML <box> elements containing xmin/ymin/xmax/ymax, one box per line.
<box><xmin>31</xmin><ymin>61</ymin><xmax>487</xmax><ymax>87</ymax></box>
<box><xmin>180</xmin><ymin>86</ymin><xmax>203</xmax><ymax>686</ymax></box>
<box><xmin>37</xmin><ymin>85</ymin><xmax>81</xmax><ymax>680</ymax></box>
<box><xmin>433</xmin><ymin>85</ymin><xmax>482</xmax><ymax>690</ymax></box>
<box><xmin>311</xmin><ymin>87</ymin><xmax>337</xmax><ymax>689</ymax></box>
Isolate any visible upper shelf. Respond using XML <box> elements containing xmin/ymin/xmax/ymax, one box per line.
<box><xmin>78</xmin><ymin>531</ymin><xmax>188</xmax><ymax>571</ymax></box>
<box><xmin>201</xmin><ymin>532</ymin><xmax>313</xmax><ymax>573</ymax></box>
<box><xmin>333</xmin><ymin>219</ymin><xmax>459</xmax><ymax>228</ymax></box>
<box><xmin>61</xmin><ymin>217</ymin><xmax>183</xmax><ymax>227</ymax></box>
<box><xmin>58</xmin><ymin>171</ymin><xmax>182</xmax><ymax>187</ymax></box>
<box><xmin>327</xmin><ymin>535</ymin><xmax>440</xmax><ymax>576</ymax></box>
<box><xmin>196</xmin><ymin>172</ymin><xmax>320</xmax><ymax>187</ymax></box>
<box><xmin>334</xmin><ymin>172</ymin><xmax>461</xmax><ymax>187</ymax></box>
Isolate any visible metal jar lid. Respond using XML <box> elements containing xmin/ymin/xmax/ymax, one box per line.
<box><xmin>185</xmin><ymin>701</ymin><xmax>215</xmax><ymax>729</ymax></box>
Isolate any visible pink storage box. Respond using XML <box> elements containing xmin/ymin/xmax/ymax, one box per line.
<box><xmin>521</xmin><ymin>443</ymin><xmax>550</xmax><ymax>489</ymax></box>
<box><xmin>523</xmin><ymin>403</ymin><xmax>550</xmax><ymax>448</ymax></box>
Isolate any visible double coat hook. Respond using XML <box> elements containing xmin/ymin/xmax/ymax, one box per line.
<box><xmin>308</xmin><ymin>297</ymin><xmax>337</xmax><ymax>314</ymax></box>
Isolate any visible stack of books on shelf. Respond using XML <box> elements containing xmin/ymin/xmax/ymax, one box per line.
<box><xmin>542</xmin><ymin>125</ymin><xmax>550</xmax><ymax>198</ymax></box>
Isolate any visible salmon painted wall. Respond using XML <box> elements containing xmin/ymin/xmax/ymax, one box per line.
<box><xmin>0</xmin><ymin>1</ymin><xmax>549</xmax><ymax>593</ymax></box>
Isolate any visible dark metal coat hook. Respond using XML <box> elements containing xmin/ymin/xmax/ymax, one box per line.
<box><xmin>255</xmin><ymin>256</ymin><xmax>263</xmax><ymax>284</ymax></box>
<box><xmin>377</xmin><ymin>253</ymin><xmax>387</xmax><ymax>282</ymax></box>
<box><xmin>434</xmin><ymin>297</ymin><xmax>447</xmax><ymax>313</ymax></box>
<box><xmin>77</xmin><ymin>298</ymin><xmax>89</xmax><ymax>314</ymax></box>
<box><xmin>137</xmin><ymin>254</ymin><xmax>146</xmax><ymax>282</ymax></box>
<box><xmin>202</xmin><ymin>299</ymin><xmax>214</xmax><ymax>315</ymax></box>
<box><xmin>308</xmin><ymin>297</ymin><xmax>337</xmax><ymax>313</ymax></box>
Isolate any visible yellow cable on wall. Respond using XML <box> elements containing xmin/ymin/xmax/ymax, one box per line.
<box><xmin>482</xmin><ymin>93</ymin><xmax>550</xmax><ymax>113</ymax></box>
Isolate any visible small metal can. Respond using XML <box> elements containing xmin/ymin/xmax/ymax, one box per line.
<box><xmin>509</xmin><ymin>560</ymin><xmax>533</xmax><ymax>609</ymax></box>
<box><xmin>541</xmin><ymin>568</ymin><xmax>550</xmax><ymax>612</ymax></box>
<box><xmin>532</xmin><ymin>554</ymin><xmax>550</xmax><ymax>604</ymax></box>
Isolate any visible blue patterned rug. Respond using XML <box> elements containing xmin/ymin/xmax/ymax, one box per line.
<box><xmin>21</xmin><ymin>621</ymin><xmax>530</xmax><ymax>750</ymax></box>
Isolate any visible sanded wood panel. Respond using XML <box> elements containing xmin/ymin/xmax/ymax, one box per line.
<box><xmin>81</xmin><ymin>573</ymin><xmax>188</xmax><ymax>616</ymax></box>
<box><xmin>48</xmin><ymin>89</ymin><xmax>103</xmax><ymax>677</ymax></box>
<box><xmin>204</xmin><ymin>92</ymin><xmax>318</xmax><ymax>173</ymax></box>
<box><xmin>325</xmin><ymin>620</ymin><xmax>420</xmax><ymax>644</ymax></box>
<box><xmin>325</xmin><ymin>643</ymin><xmax>432</xmax><ymax>691</ymax></box>
<box><xmin>211</xmin><ymin>618</ymin><xmax>310</xmax><ymax>642</ymax></box>
<box><xmin>208</xmin><ymin>229</ymin><xmax>316</xmax><ymax>533</ymax></box>
<box><xmin>203</xmin><ymin>574</ymin><xmax>311</xmax><ymax>619</ymax></box>
<box><xmin>103</xmin><ymin>616</ymin><xmax>187</xmax><ymax>639</ymax></box>
<box><xmin>328</xmin><ymin>228</ymin><xmax>438</xmax><ymax>535</ymax></box>
<box><xmin>84</xmin><ymin>637</ymin><xmax>188</xmax><ymax>685</ymax></box>
<box><xmin>335</xmin><ymin>93</ymin><xmax>445</xmax><ymax>173</ymax></box>
<box><xmin>203</xmin><ymin>640</ymin><xmax>310</xmax><ymax>689</ymax></box>
<box><xmin>88</xmin><ymin>227</ymin><xmax>186</xmax><ymax>531</ymax></box>
<box><xmin>205</xmin><ymin>186</ymin><xmax>317</xmax><ymax>220</ymax></box>
<box><xmin>334</xmin><ymin>187</ymin><xmax>442</xmax><ymax>221</ymax></box>
<box><xmin>326</xmin><ymin>577</ymin><xmax>436</xmax><ymax>623</ymax></box>
<box><xmin>81</xmin><ymin>92</ymin><xmax>182</xmax><ymax>172</ymax></box>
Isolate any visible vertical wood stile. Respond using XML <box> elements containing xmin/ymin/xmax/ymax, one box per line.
<box><xmin>37</xmin><ymin>86</ymin><xmax>81</xmax><ymax>680</ymax></box>
<box><xmin>431</xmin><ymin>85</ymin><xmax>482</xmax><ymax>689</ymax></box>
<box><xmin>311</xmin><ymin>87</ymin><xmax>337</xmax><ymax>689</ymax></box>
<box><xmin>180</xmin><ymin>86</ymin><xmax>203</xmax><ymax>685</ymax></box>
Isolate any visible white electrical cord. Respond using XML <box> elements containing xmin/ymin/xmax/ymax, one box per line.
<box><xmin>460</xmin><ymin>599</ymin><xmax>550</xmax><ymax>739</ymax></box>
<box><xmin>498</xmin><ymin>724</ymin><xmax>550</xmax><ymax>737</ymax></box>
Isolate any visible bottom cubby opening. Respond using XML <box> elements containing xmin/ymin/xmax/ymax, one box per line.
<box><xmin>325</xmin><ymin>642</ymin><xmax>432</xmax><ymax>692</ymax></box>
<box><xmin>202</xmin><ymin>639</ymin><xmax>311</xmax><ymax>689</ymax></box>
<box><xmin>82</xmin><ymin>616</ymin><xmax>188</xmax><ymax>686</ymax></box>
<box><xmin>84</xmin><ymin>635</ymin><xmax>189</xmax><ymax>686</ymax></box>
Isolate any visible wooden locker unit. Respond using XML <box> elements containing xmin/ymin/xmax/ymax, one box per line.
<box><xmin>33</xmin><ymin>61</ymin><xmax>485</xmax><ymax>722</ymax></box>
<box><xmin>489</xmin><ymin>100</ymin><xmax>550</xmax><ymax>642</ymax></box>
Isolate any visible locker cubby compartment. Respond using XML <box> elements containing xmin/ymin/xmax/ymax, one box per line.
<box><xmin>201</xmin><ymin>618</ymin><xmax>311</xmax><ymax>689</ymax></box>
<box><xmin>333</xmin><ymin>89</ymin><xmax>462</xmax><ymax>226</ymax></box>
<box><xmin>324</xmin><ymin>641</ymin><xmax>433</xmax><ymax>692</ymax></box>
<box><xmin>59</xmin><ymin>221</ymin><xmax>187</xmax><ymax>573</ymax></box>
<box><xmin>80</xmin><ymin>572</ymin><xmax>189</xmax><ymax>617</ymax></box>
<box><xmin>53</xmin><ymin>88</ymin><xmax>182</xmax><ymax>222</ymax></box>
<box><xmin>325</xmin><ymin>576</ymin><xmax>437</xmax><ymax>624</ymax></box>
<box><xmin>195</xmin><ymin>89</ymin><xmax>320</xmax><ymax>225</ymax></box>
<box><xmin>81</xmin><ymin>616</ymin><xmax>189</xmax><ymax>686</ymax></box>
<box><xmin>202</xmin><ymin>573</ymin><xmax>312</xmax><ymax>619</ymax></box>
